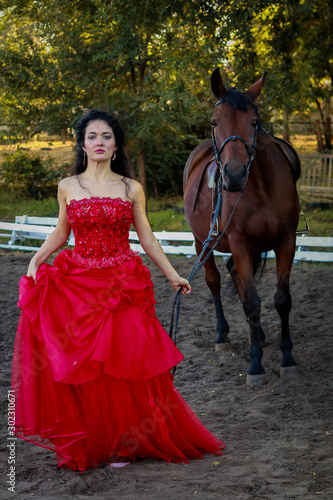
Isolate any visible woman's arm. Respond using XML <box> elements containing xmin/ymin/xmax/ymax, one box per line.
<box><xmin>27</xmin><ymin>180</ymin><xmax>72</xmax><ymax>283</ymax></box>
<box><xmin>130</xmin><ymin>181</ymin><xmax>191</xmax><ymax>294</ymax></box>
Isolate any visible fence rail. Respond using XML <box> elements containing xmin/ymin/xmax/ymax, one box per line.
<box><xmin>0</xmin><ymin>216</ymin><xmax>332</xmax><ymax>263</ymax></box>
<box><xmin>298</xmin><ymin>154</ymin><xmax>333</xmax><ymax>191</ymax></box>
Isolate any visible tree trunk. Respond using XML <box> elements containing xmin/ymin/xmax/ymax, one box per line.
<box><xmin>324</xmin><ymin>99</ymin><xmax>332</xmax><ymax>151</ymax></box>
<box><xmin>283</xmin><ymin>109</ymin><xmax>290</xmax><ymax>142</ymax></box>
<box><xmin>138</xmin><ymin>140</ymin><xmax>148</xmax><ymax>209</ymax></box>
<box><xmin>315</xmin><ymin>101</ymin><xmax>325</xmax><ymax>151</ymax></box>
<box><xmin>316</xmin><ymin>100</ymin><xmax>325</xmax><ymax>124</ymax></box>
<box><xmin>315</xmin><ymin>120</ymin><xmax>324</xmax><ymax>152</ymax></box>
<box><xmin>151</xmin><ymin>175</ymin><xmax>159</xmax><ymax>199</ymax></box>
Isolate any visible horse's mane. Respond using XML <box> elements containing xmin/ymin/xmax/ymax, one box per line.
<box><xmin>219</xmin><ymin>88</ymin><xmax>259</xmax><ymax>116</ymax></box>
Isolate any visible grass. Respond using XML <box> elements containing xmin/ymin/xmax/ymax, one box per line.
<box><xmin>0</xmin><ymin>136</ymin><xmax>75</xmax><ymax>166</ymax></box>
<box><xmin>0</xmin><ymin>193</ymin><xmax>59</xmax><ymax>220</ymax></box>
<box><xmin>147</xmin><ymin>208</ymin><xmax>190</xmax><ymax>232</ymax></box>
<box><xmin>297</xmin><ymin>192</ymin><xmax>333</xmax><ymax>236</ymax></box>
<box><xmin>289</xmin><ymin>134</ymin><xmax>318</xmax><ymax>154</ymax></box>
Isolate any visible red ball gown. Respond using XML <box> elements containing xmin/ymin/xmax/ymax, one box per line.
<box><xmin>11</xmin><ymin>197</ymin><xmax>225</xmax><ymax>471</ymax></box>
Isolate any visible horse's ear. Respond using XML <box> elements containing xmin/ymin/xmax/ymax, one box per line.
<box><xmin>244</xmin><ymin>72</ymin><xmax>267</xmax><ymax>102</ymax></box>
<box><xmin>211</xmin><ymin>67</ymin><xmax>226</xmax><ymax>100</ymax></box>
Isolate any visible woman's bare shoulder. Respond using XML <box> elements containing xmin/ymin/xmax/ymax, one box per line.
<box><xmin>127</xmin><ymin>179</ymin><xmax>143</xmax><ymax>197</ymax></box>
<box><xmin>57</xmin><ymin>176</ymin><xmax>78</xmax><ymax>202</ymax></box>
<box><xmin>58</xmin><ymin>175</ymin><xmax>77</xmax><ymax>189</ymax></box>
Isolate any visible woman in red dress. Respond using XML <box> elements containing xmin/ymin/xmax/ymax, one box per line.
<box><xmin>11</xmin><ymin>109</ymin><xmax>225</xmax><ymax>471</ymax></box>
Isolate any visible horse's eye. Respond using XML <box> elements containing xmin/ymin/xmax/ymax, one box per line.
<box><xmin>252</xmin><ymin>119</ymin><xmax>258</xmax><ymax>127</ymax></box>
<box><xmin>211</xmin><ymin>119</ymin><xmax>217</xmax><ymax>128</ymax></box>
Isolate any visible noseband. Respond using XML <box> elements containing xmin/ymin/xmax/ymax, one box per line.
<box><xmin>211</xmin><ymin>100</ymin><xmax>259</xmax><ymax>177</ymax></box>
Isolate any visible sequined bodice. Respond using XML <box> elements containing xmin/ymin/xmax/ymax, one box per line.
<box><xmin>66</xmin><ymin>197</ymin><xmax>136</xmax><ymax>269</ymax></box>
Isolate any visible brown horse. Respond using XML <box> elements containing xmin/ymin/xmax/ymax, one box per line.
<box><xmin>184</xmin><ymin>68</ymin><xmax>301</xmax><ymax>384</ymax></box>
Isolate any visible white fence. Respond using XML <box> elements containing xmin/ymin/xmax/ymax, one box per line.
<box><xmin>0</xmin><ymin>216</ymin><xmax>332</xmax><ymax>263</ymax></box>
<box><xmin>298</xmin><ymin>154</ymin><xmax>333</xmax><ymax>191</ymax></box>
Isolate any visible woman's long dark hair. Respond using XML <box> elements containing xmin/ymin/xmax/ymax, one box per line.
<box><xmin>73</xmin><ymin>109</ymin><xmax>134</xmax><ymax>180</ymax></box>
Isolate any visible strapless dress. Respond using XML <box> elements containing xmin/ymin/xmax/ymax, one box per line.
<box><xmin>11</xmin><ymin>197</ymin><xmax>224</xmax><ymax>471</ymax></box>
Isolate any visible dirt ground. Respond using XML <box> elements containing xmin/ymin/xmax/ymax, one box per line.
<box><xmin>0</xmin><ymin>251</ymin><xmax>332</xmax><ymax>500</ymax></box>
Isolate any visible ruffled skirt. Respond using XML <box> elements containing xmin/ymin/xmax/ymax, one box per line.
<box><xmin>11</xmin><ymin>250</ymin><xmax>224</xmax><ymax>471</ymax></box>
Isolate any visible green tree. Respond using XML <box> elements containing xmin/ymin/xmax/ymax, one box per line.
<box><xmin>0</xmin><ymin>0</ymin><xmax>225</xmax><ymax>195</ymax></box>
<box><xmin>1</xmin><ymin>0</ymin><xmax>332</xmax><ymax>198</ymax></box>
<box><xmin>219</xmin><ymin>0</ymin><xmax>332</xmax><ymax>149</ymax></box>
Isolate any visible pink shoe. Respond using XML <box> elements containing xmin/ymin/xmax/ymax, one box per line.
<box><xmin>109</xmin><ymin>461</ymin><xmax>131</xmax><ymax>468</ymax></box>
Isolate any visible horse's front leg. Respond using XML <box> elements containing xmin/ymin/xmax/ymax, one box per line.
<box><xmin>274</xmin><ymin>238</ymin><xmax>300</xmax><ymax>378</ymax></box>
<box><xmin>195</xmin><ymin>238</ymin><xmax>231</xmax><ymax>351</ymax></box>
<box><xmin>227</xmin><ymin>256</ymin><xmax>266</xmax><ymax>346</ymax></box>
<box><xmin>231</xmin><ymin>244</ymin><xmax>267</xmax><ymax>384</ymax></box>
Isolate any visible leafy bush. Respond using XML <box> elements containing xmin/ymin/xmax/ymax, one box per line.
<box><xmin>0</xmin><ymin>130</ymin><xmax>24</xmax><ymax>145</ymax></box>
<box><xmin>0</xmin><ymin>148</ymin><xmax>67</xmax><ymax>199</ymax></box>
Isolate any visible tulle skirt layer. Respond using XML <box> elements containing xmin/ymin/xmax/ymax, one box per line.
<box><xmin>11</xmin><ymin>250</ymin><xmax>224</xmax><ymax>470</ymax></box>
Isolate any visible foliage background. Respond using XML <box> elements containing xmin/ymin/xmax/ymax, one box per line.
<box><xmin>0</xmin><ymin>0</ymin><xmax>332</xmax><ymax>197</ymax></box>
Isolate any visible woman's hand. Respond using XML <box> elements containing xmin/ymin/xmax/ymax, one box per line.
<box><xmin>170</xmin><ymin>276</ymin><xmax>192</xmax><ymax>295</ymax></box>
<box><xmin>27</xmin><ymin>258</ymin><xmax>39</xmax><ymax>284</ymax></box>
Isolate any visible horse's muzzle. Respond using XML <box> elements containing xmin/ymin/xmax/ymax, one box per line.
<box><xmin>222</xmin><ymin>163</ymin><xmax>248</xmax><ymax>192</ymax></box>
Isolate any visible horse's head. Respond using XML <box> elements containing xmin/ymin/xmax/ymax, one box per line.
<box><xmin>211</xmin><ymin>68</ymin><xmax>266</xmax><ymax>192</ymax></box>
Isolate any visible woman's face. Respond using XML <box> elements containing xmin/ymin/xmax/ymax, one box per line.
<box><xmin>82</xmin><ymin>120</ymin><xmax>117</xmax><ymax>164</ymax></box>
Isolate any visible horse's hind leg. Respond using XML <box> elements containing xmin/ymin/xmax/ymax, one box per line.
<box><xmin>195</xmin><ymin>238</ymin><xmax>231</xmax><ymax>350</ymax></box>
<box><xmin>274</xmin><ymin>240</ymin><xmax>300</xmax><ymax>378</ymax></box>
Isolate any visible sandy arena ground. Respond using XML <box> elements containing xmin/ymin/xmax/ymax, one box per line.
<box><xmin>0</xmin><ymin>252</ymin><xmax>332</xmax><ymax>499</ymax></box>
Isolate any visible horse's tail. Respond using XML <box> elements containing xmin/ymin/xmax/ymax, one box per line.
<box><xmin>253</xmin><ymin>252</ymin><xmax>267</xmax><ymax>285</ymax></box>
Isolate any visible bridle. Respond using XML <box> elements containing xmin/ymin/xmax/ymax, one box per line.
<box><xmin>211</xmin><ymin>99</ymin><xmax>260</xmax><ymax>176</ymax></box>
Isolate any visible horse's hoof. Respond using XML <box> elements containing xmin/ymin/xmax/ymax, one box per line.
<box><xmin>280</xmin><ymin>365</ymin><xmax>302</xmax><ymax>379</ymax></box>
<box><xmin>246</xmin><ymin>373</ymin><xmax>268</xmax><ymax>385</ymax></box>
<box><xmin>215</xmin><ymin>342</ymin><xmax>232</xmax><ymax>352</ymax></box>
